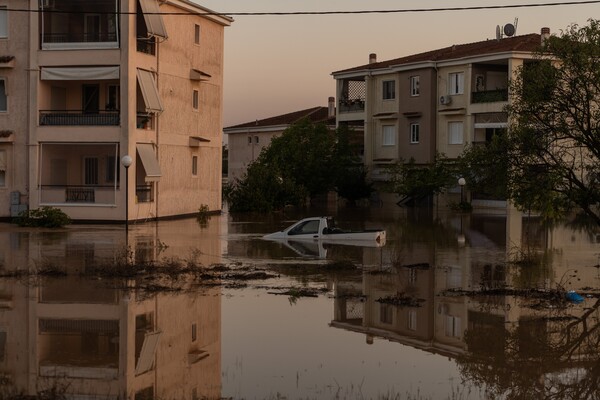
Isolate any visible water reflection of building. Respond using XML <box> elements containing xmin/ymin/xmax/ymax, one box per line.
<box><xmin>0</xmin><ymin>218</ymin><xmax>223</xmax><ymax>399</ymax></box>
<box><xmin>331</xmin><ymin>210</ymin><xmax>600</xmax><ymax>397</ymax></box>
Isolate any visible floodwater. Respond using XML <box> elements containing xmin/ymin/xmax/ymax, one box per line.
<box><xmin>0</xmin><ymin>204</ymin><xmax>600</xmax><ymax>399</ymax></box>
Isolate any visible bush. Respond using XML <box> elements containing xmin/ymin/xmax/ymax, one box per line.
<box><xmin>14</xmin><ymin>207</ymin><xmax>71</xmax><ymax>228</ymax></box>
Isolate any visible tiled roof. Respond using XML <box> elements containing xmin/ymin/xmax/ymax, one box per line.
<box><xmin>333</xmin><ymin>33</ymin><xmax>541</xmax><ymax>74</ymax></box>
<box><xmin>225</xmin><ymin>106</ymin><xmax>334</xmax><ymax>130</ymax></box>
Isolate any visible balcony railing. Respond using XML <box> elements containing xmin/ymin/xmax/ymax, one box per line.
<box><xmin>471</xmin><ymin>89</ymin><xmax>508</xmax><ymax>104</ymax></box>
<box><xmin>42</xmin><ymin>32</ymin><xmax>118</xmax><ymax>44</ymax></box>
<box><xmin>40</xmin><ymin>185</ymin><xmax>117</xmax><ymax>205</ymax></box>
<box><xmin>136</xmin><ymin>39</ymin><xmax>156</xmax><ymax>55</ymax></box>
<box><xmin>40</xmin><ymin>111</ymin><xmax>120</xmax><ymax>126</ymax></box>
<box><xmin>339</xmin><ymin>98</ymin><xmax>365</xmax><ymax>113</ymax></box>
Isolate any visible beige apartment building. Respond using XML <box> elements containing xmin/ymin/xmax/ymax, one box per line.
<box><xmin>0</xmin><ymin>0</ymin><xmax>231</xmax><ymax>222</ymax></box>
<box><xmin>332</xmin><ymin>30</ymin><xmax>548</xmax><ymax>202</ymax></box>
<box><xmin>224</xmin><ymin>99</ymin><xmax>337</xmax><ymax>181</ymax></box>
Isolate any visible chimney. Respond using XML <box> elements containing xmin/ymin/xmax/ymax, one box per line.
<box><xmin>369</xmin><ymin>53</ymin><xmax>377</xmax><ymax>64</ymax></box>
<box><xmin>541</xmin><ymin>27</ymin><xmax>550</xmax><ymax>45</ymax></box>
<box><xmin>328</xmin><ymin>96</ymin><xmax>335</xmax><ymax>118</ymax></box>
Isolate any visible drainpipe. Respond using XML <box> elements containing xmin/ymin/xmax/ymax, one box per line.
<box><xmin>155</xmin><ymin>39</ymin><xmax>160</xmax><ymax>220</ymax></box>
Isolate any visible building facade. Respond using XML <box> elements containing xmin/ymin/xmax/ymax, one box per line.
<box><xmin>0</xmin><ymin>0</ymin><xmax>231</xmax><ymax>221</ymax></box>
<box><xmin>332</xmin><ymin>31</ymin><xmax>548</xmax><ymax>196</ymax></box>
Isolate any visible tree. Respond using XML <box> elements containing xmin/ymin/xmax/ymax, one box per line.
<box><xmin>505</xmin><ymin>20</ymin><xmax>600</xmax><ymax>224</ymax></box>
<box><xmin>225</xmin><ymin>119</ymin><xmax>371</xmax><ymax>212</ymax></box>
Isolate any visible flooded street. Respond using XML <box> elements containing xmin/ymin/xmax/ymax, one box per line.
<box><xmin>0</xmin><ymin>204</ymin><xmax>599</xmax><ymax>399</ymax></box>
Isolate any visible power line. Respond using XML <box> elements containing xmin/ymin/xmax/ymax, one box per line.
<box><xmin>5</xmin><ymin>0</ymin><xmax>600</xmax><ymax>16</ymax></box>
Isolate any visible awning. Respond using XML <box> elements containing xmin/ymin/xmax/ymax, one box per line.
<box><xmin>136</xmin><ymin>69</ymin><xmax>163</xmax><ymax>114</ymax></box>
<box><xmin>0</xmin><ymin>150</ymin><xmax>6</xmax><ymax>171</ymax></box>
<box><xmin>190</xmin><ymin>69</ymin><xmax>211</xmax><ymax>81</ymax></box>
<box><xmin>189</xmin><ymin>136</ymin><xmax>211</xmax><ymax>147</ymax></box>
<box><xmin>139</xmin><ymin>0</ymin><xmax>168</xmax><ymax>39</ymax></box>
<box><xmin>136</xmin><ymin>143</ymin><xmax>162</xmax><ymax>182</ymax></box>
<box><xmin>135</xmin><ymin>331</ymin><xmax>161</xmax><ymax>376</ymax></box>
<box><xmin>41</xmin><ymin>66</ymin><xmax>120</xmax><ymax>81</ymax></box>
<box><xmin>373</xmin><ymin>112</ymin><xmax>398</xmax><ymax>119</ymax></box>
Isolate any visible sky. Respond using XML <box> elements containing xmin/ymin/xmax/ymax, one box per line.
<box><xmin>195</xmin><ymin>0</ymin><xmax>599</xmax><ymax>128</ymax></box>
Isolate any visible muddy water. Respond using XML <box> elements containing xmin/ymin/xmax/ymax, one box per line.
<box><xmin>0</xmin><ymin>205</ymin><xmax>599</xmax><ymax>399</ymax></box>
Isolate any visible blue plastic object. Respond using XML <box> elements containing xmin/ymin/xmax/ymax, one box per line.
<box><xmin>565</xmin><ymin>290</ymin><xmax>584</xmax><ymax>304</ymax></box>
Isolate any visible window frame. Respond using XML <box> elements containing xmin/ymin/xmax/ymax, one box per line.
<box><xmin>192</xmin><ymin>155</ymin><xmax>198</xmax><ymax>176</ymax></box>
<box><xmin>382</xmin><ymin>80</ymin><xmax>395</xmax><ymax>100</ymax></box>
<box><xmin>410</xmin><ymin>75</ymin><xmax>420</xmax><ymax>97</ymax></box>
<box><xmin>448</xmin><ymin>121</ymin><xmax>464</xmax><ymax>145</ymax></box>
<box><xmin>382</xmin><ymin>125</ymin><xmax>396</xmax><ymax>146</ymax></box>
<box><xmin>192</xmin><ymin>89</ymin><xmax>199</xmax><ymax>110</ymax></box>
<box><xmin>449</xmin><ymin>72</ymin><xmax>464</xmax><ymax>95</ymax></box>
<box><xmin>410</xmin><ymin>123</ymin><xmax>420</xmax><ymax>144</ymax></box>
<box><xmin>0</xmin><ymin>6</ymin><xmax>7</xmax><ymax>39</ymax></box>
<box><xmin>194</xmin><ymin>24</ymin><xmax>200</xmax><ymax>45</ymax></box>
<box><xmin>0</xmin><ymin>77</ymin><xmax>7</xmax><ymax>112</ymax></box>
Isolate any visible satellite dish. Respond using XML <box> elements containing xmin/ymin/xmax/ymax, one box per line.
<box><xmin>504</xmin><ymin>23</ymin><xmax>516</xmax><ymax>37</ymax></box>
<box><xmin>496</xmin><ymin>25</ymin><xmax>501</xmax><ymax>40</ymax></box>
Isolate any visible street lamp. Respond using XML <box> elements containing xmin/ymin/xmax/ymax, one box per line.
<box><xmin>458</xmin><ymin>177</ymin><xmax>466</xmax><ymax>204</ymax></box>
<box><xmin>121</xmin><ymin>155</ymin><xmax>132</xmax><ymax>233</ymax></box>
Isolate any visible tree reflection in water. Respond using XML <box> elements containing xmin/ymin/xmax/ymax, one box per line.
<box><xmin>459</xmin><ymin>298</ymin><xmax>600</xmax><ymax>399</ymax></box>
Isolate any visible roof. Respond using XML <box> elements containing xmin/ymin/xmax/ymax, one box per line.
<box><xmin>224</xmin><ymin>106</ymin><xmax>335</xmax><ymax>131</ymax></box>
<box><xmin>333</xmin><ymin>33</ymin><xmax>542</xmax><ymax>75</ymax></box>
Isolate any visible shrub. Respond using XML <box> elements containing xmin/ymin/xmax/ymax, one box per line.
<box><xmin>14</xmin><ymin>207</ymin><xmax>71</xmax><ymax>228</ymax></box>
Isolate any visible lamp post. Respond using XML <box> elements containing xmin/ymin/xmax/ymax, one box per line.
<box><xmin>121</xmin><ymin>155</ymin><xmax>132</xmax><ymax>233</ymax></box>
<box><xmin>458</xmin><ymin>177</ymin><xmax>466</xmax><ymax>204</ymax></box>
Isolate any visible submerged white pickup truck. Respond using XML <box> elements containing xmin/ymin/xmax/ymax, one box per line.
<box><xmin>262</xmin><ymin>216</ymin><xmax>386</xmax><ymax>244</ymax></box>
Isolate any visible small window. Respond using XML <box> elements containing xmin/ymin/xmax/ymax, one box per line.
<box><xmin>382</xmin><ymin>80</ymin><xmax>395</xmax><ymax>100</ymax></box>
<box><xmin>0</xmin><ymin>6</ymin><xmax>7</xmax><ymax>39</ymax></box>
<box><xmin>449</xmin><ymin>72</ymin><xmax>464</xmax><ymax>95</ymax></box>
<box><xmin>254</xmin><ymin>136</ymin><xmax>259</xmax><ymax>144</ymax></box>
<box><xmin>410</xmin><ymin>76</ymin><xmax>420</xmax><ymax>96</ymax></box>
<box><xmin>191</xmin><ymin>323</ymin><xmax>197</xmax><ymax>342</ymax></box>
<box><xmin>192</xmin><ymin>90</ymin><xmax>199</xmax><ymax>110</ymax></box>
<box><xmin>410</xmin><ymin>123</ymin><xmax>420</xmax><ymax>144</ymax></box>
<box><xmin>0</xmin><ymin>78</ymin><xmax>6</xmax><ymax>112</ymax></box>
<box><xmin>247</xmin><ymin>136</ymin><xmax>252</xmax><ymax>145</ymax></box>
<box><xmin>382</xmin><ymin>125</ymin><xmax>396</xmax><ymax>146</ymax></box>
<box><xmin>448</xmin><ymin>121</ymin><xmax>464</xmax><ymax>145</ymax></box>
<box><xmin>0</xmin><ymin>150</ymin><xmax>6</xmax><ymax>187</ymax></box>
<box><xmin>192</xmin><ymin>155</ymin><xmax>198</xmax><ymax>176</ymax></box>
<box><xmin>194</xmin><ymin>24</ymin><xmax>200</xmax><ymax>45</ymax></box>
<box><xmin>408</xmin><ymin>310</ymin><xmax>417</xmax><ymax>331</ymax></box>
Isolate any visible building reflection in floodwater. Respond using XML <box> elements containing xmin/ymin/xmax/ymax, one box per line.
<box><xmin>0</xmin><ymin>218</ymin><xmax>223</xmax><ymax>399</ymax></box>
<box><xmin>330</xmin><ymin>206</ymin><xmax>600</xmax><ymax>398</ymax></box>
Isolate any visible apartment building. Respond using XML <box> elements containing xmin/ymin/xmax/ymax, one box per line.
<box><xmin>332</xmin><ymin>30</ymin><xmax>547</xmax><ymax>185</ymax></box>
<box><xmin>0</xmin><ymin>0</ymin><xmax>231</xmax><ymax>221</ymax></box>
<box><xmin>224</xmin><ymin>98</ymin><xmax>337</xmax><ymax>181</ymax></box>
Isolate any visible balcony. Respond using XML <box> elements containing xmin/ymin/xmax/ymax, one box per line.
<box><xmin>339</xmin><ymin>78</ymin><xmax>366</xmax><ymax>114</ymax></box>
<box><xmin>40</xmin><ymin>0</ymin><xmax>119</xmax><ymax>50</ymax></box>
<box><xmin>41</xmin><ymin>185</ymin><xmax>118</xmax><ymax>205</ymax></box>
<box><xmin>339</xmin><ymin>98</ymin><xmax>365</xmax><ymax>113</ymax></box>
<box><xmin>40</xmin><ymin>110</ymin><xmax>120</xmax><ymax>126</ymax></box>
<box><xmin>471</xmin><ymin>89</ymin><xmax>508</xmax><ymax>104</ymax></box>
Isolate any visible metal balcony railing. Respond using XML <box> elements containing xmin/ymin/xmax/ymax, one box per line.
<box><xmin>42</xmin><ymin>32</ymin><xmax>118</xmax><ymax>44</ymax></box>
<box><xmin>136</xmin><ymin>39</ymin><xmax>156</xmax><ymax>55</ymax></box>
<box><xmin>471</xmin><ymin>89</ymin><xmax>508</xmax><ymax>104</ymax></box>
<box><xmin>39</xmin><ymin>111</ymin><xmax>120</xmax><ymax>126</ymax></box>
<box><xmin>339</xmin><ymin>98</ymin><xmax>365</xmax><ymax>113</ymax></box>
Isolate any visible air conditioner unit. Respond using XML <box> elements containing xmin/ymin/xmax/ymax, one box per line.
<box><xmin>440</xmin><ymin>95</ymin><xmax>452</xmax><ymax>105</ymax></box>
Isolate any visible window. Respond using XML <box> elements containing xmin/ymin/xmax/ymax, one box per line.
<box><xmin>254</xmin><ymin>136</ymin><xmax>259</xmax><ymax>144</ymax></box>
<box><xmin>448</xmin><ymin>121</ymin><xmax>464</xmax><ymax>145</ymax></box>
<box><xmin>84</xmin><ymin>157</ymin><xmax>99</xmax><ymax>185</ymax></box>
<box><xmin>192</xmin><ymin>90</ymin><xmax>199</xmax><ymax>110</ymax></box>
<box><xmin>191</xmin><ymin>323</ymin><xmax>197</xmax><ymax>342</ymax></box>
<box><xmin>408</xmin><ymin>310</ymin><xmax>417</xmax><ymax>331</ymax></box>
<box><xmin>410</xmin><ymin>76</ymin><xmax>420</xmax><ymax>96</ymax></box>
<box><xmin>445</xmin><ymin>315</ymin><xmax>462</xmax><ymax>338</ymax></box>
<box><xmin>380</xmin><ymin>304</ymin><xmax>393</xmax><ymax>324</ymax></box>
<box><xmin>0</xmin><ymin>78</ymin><xmax>6</xmax><ymax>112</ymax></box>
<box><xmin>192</xmin><ymin>155</ymin><xmax>198</xmax><ymax>176</ymax></box>
<box><xmin>194</xmin><ymin>24</ymin><xmax>200</xmax><ymax>44</ymax></box>
<box><xmin>449</xmin><ymin>72</ymin><xmax>464</xmax><ymax>95</ymax></box>
<box><xmin>0</xmin><ymin>150</ymin><xmax>6</xmax><ymax>187</ymax></box>
<box><xmin>382</xmin><ymin>80</ymin><xmax>395</xmax><ymax>100</ymax></box>
<box><xmin>410</xmin><ymin>123</ymin><xmax>420</xmax><ymax>144</ymax></box>
<box><xmin>0</xmin><ymin>6</ymin><xmax>7</xmax><ymax>38</ymax></box>
<box><xmin>247</xmin><ymin>136</ymin><xmax>252</xmax><ymax>145</ymax></box>
<box><xmin>382</xmin><ymin>125</ymin><xmax>396</xmax><ymax>146</ymax></box>
<box><xmin>288</xmin><ymin>220</ymin><xmax>320</xmax><ymax>235</ymax></box>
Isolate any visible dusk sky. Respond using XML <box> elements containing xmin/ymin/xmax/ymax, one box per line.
<box><xmin>196</xmin><ymin>1</ymin><xmax>599</xmax><ymax>128</ymax></box>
